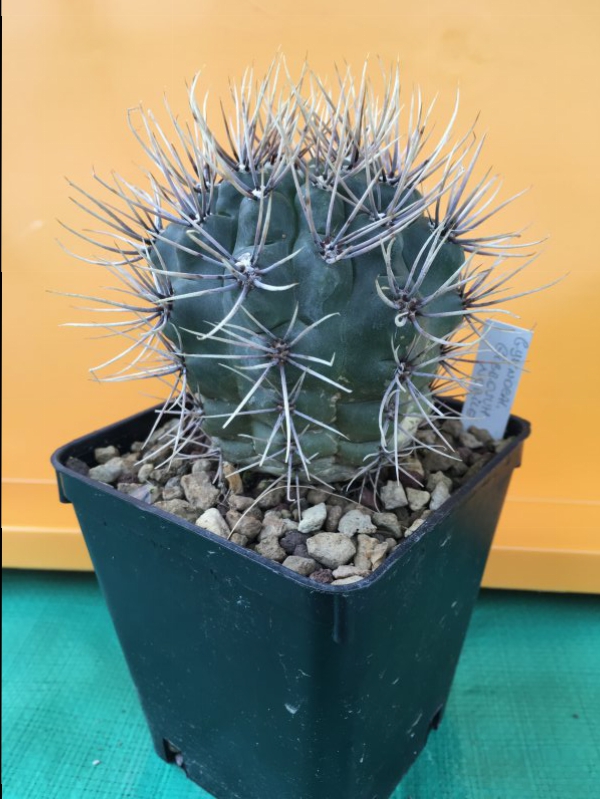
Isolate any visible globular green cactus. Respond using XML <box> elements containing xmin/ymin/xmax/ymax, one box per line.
<box><xmin>65</xmin><ymin>59</ymin><xmax>536</xmax><ymax>491</ymax></box>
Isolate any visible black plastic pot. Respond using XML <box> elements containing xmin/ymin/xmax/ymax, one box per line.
<box><xmin>52</xmin><ymin>405</ymin><xmax>530</xmax><ymax>799</ymax></box>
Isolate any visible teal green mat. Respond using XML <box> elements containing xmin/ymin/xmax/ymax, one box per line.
<box><xmin>3</xmin><ymin>571</ymin><xmax>599</xmax><ymax>799</ymax></box>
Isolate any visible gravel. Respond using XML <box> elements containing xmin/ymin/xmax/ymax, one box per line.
<box><xmin>196</xmin><ymin>508</ymin><xmax>230</xmax><ymax>538</ymax></box>
<box><xmin>298</xmin><ymin>503</ymin><xmax>328</xmax><ymax>533</ymax></box>
<box><xmin>338</xmin><ymin>509</ymin><xmax>377</xmax><ymax>536</ymax></box>
<box><xmin>181</xmin><ymin>473</ymin><xmax>220</xmax><ymax>511</ymax></box>
<box><xmin>380</xmin><ymin>481</ymin><xmax>408</xmax><ymax>510</ymax></box>
<box><xmin>282</xmin><ymin>556</ymin><xmax>317</xmax><ymax>576</ymax></box>
<box><xmin>85</xmin><ymin>416</ymin><xmax>505</xmax><ymax>585</ymax></box>
<box><xmin>88</xmin><ymin>457</ymin><xmax>124</xmax><ymax>484</ymax></box>
<box><xmin>306</xmin><ymin>533</ymin><xmax>357</xmax><ymax>569</ymax></box>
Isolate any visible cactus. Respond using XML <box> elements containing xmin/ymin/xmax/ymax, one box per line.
<box><xmin>64</xmin><ymin>59</ymin><xmax>538</xmax><ymax>493</ymax></box>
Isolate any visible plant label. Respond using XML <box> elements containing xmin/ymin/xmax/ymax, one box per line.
<box><xmin>461</xmin><ymin>321</ymin><xmax>533</xmax><ymax>439</ymax></box>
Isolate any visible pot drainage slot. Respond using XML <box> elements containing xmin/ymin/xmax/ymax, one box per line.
<box><xmin>164</xmin><ymin>739</ymin><xmax>188</xmax><ymax>774</ymax></box>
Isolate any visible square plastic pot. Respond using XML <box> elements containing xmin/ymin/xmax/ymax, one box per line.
<box><xmin>52</xmin><ymin>405</ymin><xmax>530</xmax><ymax>799</ymax></box>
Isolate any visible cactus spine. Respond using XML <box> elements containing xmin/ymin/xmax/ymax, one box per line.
<box><xmin>65</xmin><ymin>59</ymin><xmax>536</xmax><ymax>492</ymax></box>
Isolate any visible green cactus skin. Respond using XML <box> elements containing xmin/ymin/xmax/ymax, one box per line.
<box><xmin>153</xmin><ymin>170</ymin><xmax>464</xmax><ymax>481</ymax></box>
<box><xmin>66</xmin><ymin>60</ymin><xmax>535</xmax><ymax>489</ymax></box>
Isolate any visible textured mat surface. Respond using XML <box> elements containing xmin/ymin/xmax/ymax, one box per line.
<box><xmin>3</xmin><ymin>571</ymin><xmax>599</xmax><ymax>799</ymax></box>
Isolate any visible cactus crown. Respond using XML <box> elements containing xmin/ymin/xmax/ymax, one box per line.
<box><xmin>64</xmin><ymin>58</ymin><xmax>538</xmax><ymax>497</ymax></box>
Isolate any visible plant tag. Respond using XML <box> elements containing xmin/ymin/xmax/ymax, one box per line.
<box><xmin>461</xmin><ymin>321</ymin><xmax>533</xmax><ymax>440</ymax></box>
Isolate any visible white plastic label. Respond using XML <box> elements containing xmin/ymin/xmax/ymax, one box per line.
<box><xmin>461</xmin><ymin>321</ymin><xmax>533</xmax><ymax>440</ymax></box>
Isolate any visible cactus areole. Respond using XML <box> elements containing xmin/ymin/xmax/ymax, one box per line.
<box><xmin>66</xmin><ymin>59</ymin><xmax>536</xmax><ymax>492</ymax></box>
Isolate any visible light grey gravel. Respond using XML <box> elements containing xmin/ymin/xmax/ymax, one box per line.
<box><xmin>88</xmin><ymin>457</ymin><xmax>124</xmax><ymax>484</ymax></box>
<box><xmin>380</xmin><ymin>481</ymin><xmax>408</xmax><ymax>510</ymax></box>
<box><xmin>429</xmin><ymin>480</ymin><xmax>452</xmax><ymax>511</ymax></box>
<box><xmin>181</xmin><ymin>473</ymin><xmax>220</xmax><ymax>511</ymax></box>
<box><xmin>338</xmin><ymin>509</ymin><xmax>377</xmax><ymax>537</ymax></box>
<box><xmin>406</xmin><ymin>487</ymin><xmax>431</xmax><ymax>512</ymax></box>
<box><xmin>306</xmin><ymin>533</ymin><xmax>356</xmax><ymax>569</ymax></box>
<box><xmin>298</xmin><ymin>502</ymin><xmax>327</xmax><ymax>533</ymax></box>
<box><xmin>332</xmin><ymin>565</ymin><xmax>370</xmax><ymax>579</ymax></box>
<box><xmin>93</xmin><ymin>445</ymin><xmax>120</xmax><ymax>464</ymax></box>
<box><xmin>196</xmin><ymin>508</ymin><xmax>230</xmax><ymax>538</ymax></box>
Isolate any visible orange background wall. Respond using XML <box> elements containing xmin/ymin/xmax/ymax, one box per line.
<box><xmin>3</xmin><ymin>0</ymin><xmax>599</xmax><ymax>591</ymax></box>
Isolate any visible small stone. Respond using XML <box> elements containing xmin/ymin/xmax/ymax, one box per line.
<box><xmin>449</xmin><ymin>458</ymin><xmax>469</xmax><ymax>478</ymax></box>
<box><xmin>309</xmin><ymin>569</ymin><xmax>334</xmax><ymax>584</ymax></box>
<box><xmin>88</xmin><ymin>457</ymin><xmax>124</xmax><ymax>484</ymax></box>
<box><xmin>283</xmin><ymin>556</ymin><xmax>317</xmax><ymax>576</ymax></box>
<box><xmin>255</xmin><ymin>537</ymin><xmax>286</xmax><ymax>563</ymax></box>
<box><xmin>293</xmin><ymin>543</ymin><xmax>310</xmax><ymax>558</ymax></box>
<box><xmin>371</xmin><ymin>541</ymin><xmax>389</xmax><ymax>570</ymax></box>
<box><xmin>468</xmin><ymin>426</ymin><xmax>495</xmax><ymax>446</ymax></box>
<box><xmin>459</xmin><ymin>429</ymin><xmax>484</xmax><ymax>449</ymax></box>
<box><xmin>306</xmin><ymin>533</ymin><xmax>357</xmax><ymax>569</ymax></box>
<box><xmin>306</xmin><ymin>489</ymin><xmax>330</xmax><ymax>505</ymax></box>
<box><xmin>130</xmin><ymin>441</ymin><xmax>144</xmax><ymax>453</ymax></box>
<box><xmin>325</xmin><ymin>505</ymin><xmax>344</xmax><ymax>532</ymax></box>
<box><xmin>441</xmin><ymin>419</ymin><xmax>465</xmax><ymax>438</ymax></box>
<box><xmin>282</xmin><ymin>519</ymin><xmax>299</xmax><ymax>532</ymax></box>
<box><xmin>228</xmin><ymin>494</ymin><xmax>256</xmax><ymax>512</ymax></box>
<box><xmin>332</xmin><ymin>565</ymin><xmax>370</xmax><ymax>579</ymax></box>
<box><xmin>405</xmin><ymin>518</ymin><xmax>426</xmax><ymax>537</ymax></box>
<box><xmin>137</xmin><ymin>463</ymin><xmax>154</xmax><ymax>483</ymax></box>
<box><xmin>372</xmin><ymin>512</ymin><xmax>402</xmax><ymax>539</ymax></box>
<box><xmin>338</xmin><ymin>509</ymin><xmax>376</xmax><ymax>537</ymax></box>
<box><xmin>154</xmin><ymin>498</ymin><xmax>196</xmax><ymax>522</ymax></box>
<box><xmin>181</xmin><ymin>473</ymin><xmax>220</xmax><ymax>511</ymax></box>
<box><xmin>94</xmin><ymin>445</ymin><xmax>120</xmax><ymax>464</ymax></box>
<box><xmin>332</xmin><ymin>575</ymin><xmax>364</xmax><ymax>586</ymax></box>
<box><xmin>354</xmin><ymin>533</ymin><xmax>378</xmax><ymax>571</ymax></box>
<box><xmin>417</xmin><ymin>429</ymin><xmax>438</xmax><ymax>446</ymax></box>
<box><xmin>325</xmin><ymin>495</ymin><xmax>349</xmax><ymax>508</ymax></box>
<box><xmin>259</xmin><ymin>514</ymin><xmax>286</xmax><ymax>541</ymax></box>
<box><xmin>385</xmin><ymin>537</ymin><xmax>398</xmax><ymax>552</ymax></box>
<box><xmin>226</xmin><ymin>510</ymin><xmax>262</xmax><ymax>541</ymax></box>
<box><xmin>298</xmin><ymin>503</ymin><xmax>327</xmax><ymax>533</ymax></box>
<box><xmin>406</xmin><ymin>488</ymin><xmax>431</xmax><ymax>512</ymax></box>
<box><xmin>191</xmin><ymin>458</ymin><xmax>213</xmax><ymax>474</ymax></box>
<box><xmin>254</xmin><ymin>483</ymin><xmax>286</xmax><ymax>509</ymax></box>
<box><xmin>422</xmin><ymin>448</ymin><xmax>456</xmax><ymax>473</ymax></box>
<box><xmin>280</xmin><ymin>531</ymin><xmax>308</xmax><ymax>555</ymax></box>
<box><xmin>229</xmin><ymin>532</ymin><xmax>249</xmax><ymax>547</ymax></box>
<box><xmin>429</xmin><ymin>480</ymin><xmax>452</xmax><ymax>511</ymax></box>
<box><xmin>380</xmin><ymin>481</ymin><xmax>408</xmax><ymax>510</ymax></box>
<box><xmin>196</xmin><ymin>508</ymin><xmax>230</xmax><ymax>538</ymax></box>
<box><xmin>426</xmin><ymin>471</ymin><xmax>452</xmax><ymax>493</ymax></box>
<box><xmin>66</xmin><ymin>456</ymin><xmax>89</xmax><ymax>476</ymax></box>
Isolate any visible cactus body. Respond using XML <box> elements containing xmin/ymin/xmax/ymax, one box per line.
<box><xmin>154</xmin><ymin>171</ymin><xmax>464</xmax><ymax>481</ymax></box>
<box><xmin>66</xmin><ymin>60</ymin><xmax>535</xmax><ymax>490</ymax></box>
